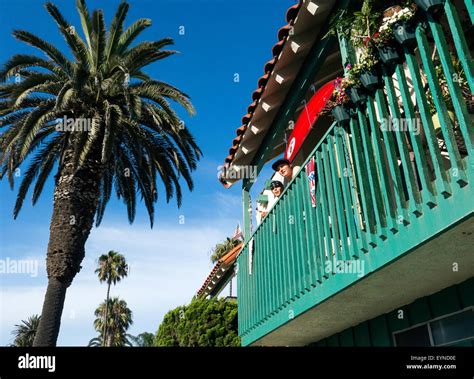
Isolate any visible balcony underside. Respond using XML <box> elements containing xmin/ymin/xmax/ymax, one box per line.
<box><xmin>250</xmin><ymin>213</ymin><xmax>474</xmax><ymax>346</ymax></box>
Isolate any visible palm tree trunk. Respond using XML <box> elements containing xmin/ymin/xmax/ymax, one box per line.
<box><xmin>103</xmin><ymin>282</ymin><xmax>111</xmax><ymax>346</ymax></box>
<box><xmin>33</xmin><ymin>149</ymin><xmax>102</xmax><ymax>346</ymax></box>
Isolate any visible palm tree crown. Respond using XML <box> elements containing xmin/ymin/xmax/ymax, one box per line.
<box><xmin>11</xmin><ymin>315</ymin><xmax>41</xmax><ymax>347</ymax></box>
<box><xmin>0</xmin><ymin>0</ymin><xmax>201</xmax><ymax>227</ymax></box>
<box><xmin>0</xmin><ymin>0</ymin><xmax>201</xmax><ymax>346</ymax></box>
<box><xmin>93</xmin><ymin>297</ymin><xmax>133</xmax><ymax>347</ymax></box>
<box><xmin>95</xmin><ymin>250</ymin><xmax>128</xmax><ymax>285</ymax></box>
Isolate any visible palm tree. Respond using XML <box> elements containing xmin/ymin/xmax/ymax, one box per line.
<box><xmin>0</xmin><ymin>0</ymin><xmax>201</xmax><ymax>346</ymax></box>
<box><xmin>92</xmin><ymin>297</ymin><xmax>133</xmax><ymax>347</ymax></box>
<box><xmin>130</xmin><ymin>332</ymin><xmax>155</xmax><ymax>347</ymax></box>
<box><xmin>11</xmin><ymin>315</ymin><xmax>41</xmax><ymax>347</ymax></box>
<box><xmin>95</xmin><ymin>250</ymin><xmax>128</xmax><ymax>346</ymax></box>
<box><xmin>210</xmin><ymin>237</ymin><xmax>240</xmax><ymax>263</ymax></box>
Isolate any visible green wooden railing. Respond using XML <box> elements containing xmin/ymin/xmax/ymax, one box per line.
<box><xmin>237</xmin><ymin>1</ymin><xmax>474</xmax><ymax>346</ymax></box>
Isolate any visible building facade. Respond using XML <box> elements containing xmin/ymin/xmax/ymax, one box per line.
<box><xmin>220</xmin><ymin>0</ymin><xmax>474</xmax><ymax>346</ymax></box>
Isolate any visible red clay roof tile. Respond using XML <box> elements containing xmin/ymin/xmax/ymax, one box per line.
<box><xmin>221</xmin><ymin>1</ymin><xmax>302</xmax><ymax>180</ymax></box>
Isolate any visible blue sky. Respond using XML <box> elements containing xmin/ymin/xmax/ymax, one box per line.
<box><xmin>0</xmin><ymin>0</ymin><xmax>294</xmax><ymax>345</ymax></box>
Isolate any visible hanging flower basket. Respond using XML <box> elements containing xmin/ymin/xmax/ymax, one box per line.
<box><xmin>393</xmin><ymin>20</ymin><xmax>417</xmax><ymax>47</ymax></box>
<box><xmin>377</xmin><ymin>44</ymin><xmax>401</xmax><ymax>66</ymax></box>
<box><xmin>332</xmin><ymin>105</ymin><xmax>351</xmax><ymax>125</ymax></box>
<box><xmin>359</xmin><ymin>67</ymin><xmax>381</xmax><ymax>92</ymax></box>
<box><xmin>413</xmin><ymin>0</ymin><xmax>445</xmax><ymax>13</ymax></box>
<box><xmin>347</xmin><ymin>86</ymin><xmax>367</xmax><ymax>107</ymax></box>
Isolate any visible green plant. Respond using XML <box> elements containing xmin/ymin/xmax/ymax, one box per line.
<box><xmin>426</xmin><ymin>55</ymin><xmax>470</xmax><ymax>114</ymax></box>
<box><xmin>92</xmin><ymin>297</ymin><xmax>133</xmax><ymax>347</ymax></box>
<box><xmin>11</xmin><ymin>315</ymin><xmax>41</xmax><ymax>347</ymax></box>
<box><xmin>0</xmin><ymin>0</ymin><xmax>201</xmax><ymax>346</ymax></box>
<box><xmin>155</xmin><ymin>297</ymin><xmax>240</xmax><ymax>347</ymax></box>
<box><xmin>351</xmin><ymin>0</ymin><xmax>382</xmax><ymax>49</ymax></box>
<box><xmin>95</xmin><ymin>251</ymin><xmax>128</xmax><ymax>346</ymax></box>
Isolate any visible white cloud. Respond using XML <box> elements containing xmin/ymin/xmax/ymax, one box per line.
<box><xmin>1</xmin><ymin>218</ymin><xmax>238</xmax><ymax>346</ymax></box>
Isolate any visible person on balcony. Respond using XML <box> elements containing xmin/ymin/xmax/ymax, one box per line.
<box><xmin>271</xmin><ymin>158</ymin><xmax>301</xmax><ymax>186</ymax></box>
<box><xmin>267</xmin><ymin>180</ymin><xmax>284</xmax><ymax>210</ymax></box>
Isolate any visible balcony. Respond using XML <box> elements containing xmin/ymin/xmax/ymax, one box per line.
<box><xmin>237</xmin><ymin>2</ymin><xmax>474</xmax><ymax>346</ymax></box>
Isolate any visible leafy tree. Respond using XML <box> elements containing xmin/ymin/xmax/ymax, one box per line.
<box><xmin>155</xmin><ymin>297</ymin><xmax>240</xmax><ymax>347</ymax></box>
<box><xmin>0</xmin><ymin>0</ymin><xmax>200</xmax><ymax>346</ymax></box>
<box><xmin>92</xmin><ymin>297</ymin><xmax>133</xmax><ymax>347</ymax></box>
<box><xmin>210</xmin><ymin>237</ymin><xmax>240</xmax><ymax>263</ymax></box>
<box><xmin>11</xmin><ymin>315</ymin><xmax>40</xmax><ymax>347</ymax></box>
<box><xmin>130</xmin><ymin>332</ymin><xmax>155</xmax><ymax>347</ymax></box>
<box><xmin>95</xmin><ymin>251</ymin><xmax>128</xmax><ymax>345</ymax></box>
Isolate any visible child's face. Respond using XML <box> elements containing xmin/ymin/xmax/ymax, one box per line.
<box><xmin>272</xmin><ymin>186</ymin><xmax>282</xmax><ymax>197</ymax></box>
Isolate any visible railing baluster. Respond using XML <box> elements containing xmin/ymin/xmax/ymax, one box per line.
<box><xmin>262</xmin><ymin>227</ymin><xmax>269</xmax><ymax>321</ymax></box>
<box><xmin>416</xmin><ymin>26</ymin><xmax>469</xmax><ymax>184</ymax></box>
<box><xmin>326</xmin><ymin>133</ymin><xmax>351</xmax><ymax>260</ymax></box>
<box><xmin>276</xmin><ymin>199</ymin><xmax>290</xmax><ymax>307</ymax></box>
<box><xmin>427</xmin><ymin>12</ymin><xmax>474</xmax><ymax>157</ymax></box>
<box><xmin>294</xmin><ymin>175</ymin><xmax>313</xmax><ymax>291</ymax></box>
<box><xmin>314</xmin><ymin>177</ymin><xmax>330</xmax><ymax>280</ymax></box>
<box><xmin>300</xmin><ymin>158</ymin><xmax>324</xmax><ymax>285</ymax></box>
<box><xmin>341</xmin><ymin>129</ymin><xmax>371</xmax><ymax>252</ymax></box>
<box><xmin>444</xmin><ymin>0</ymin><xmax>474</xmax><ymax>93</ymax></box>
<box><xmin>357</xmin><ymin>107</ymin><xmax>388</xmax><ymax>238</ymax></box>
<box><xmin>282</xmin><ymin>193</ymin><xmax>297</xmax><ymax>300</ymax></box>
<box><xmin>315</xmin><ymin>150</ymin><xmax>334</xmax><ymax>271</ymax></box>
<box><xmin>274</xmin><ymin>203</ymin><xmax>285</xmax><ymax>309</ymax></box>
<box><xmin>268</xmin><ymin>213</ymin><xmax>277</xmax><ymax>315</ymax></box>
<box><xmin>321</xmin><ymin>141</ymin><xmax>344</xmax><ymax>261</ymax></box>
<box><xmin>288</xmin><ymin>183</ymin><xmax>306</xmax><ymax>295</ymax></box>
<box><xmin>374</xmin><ymin>89</ymin><xmax>410</xmax><ymax>225</ymax></box>
<box><xmin>383</xmin><ymin>67</ymin><xmax>424</xmax><ymax>216</ymax></box>
<box><xmin>403</xmin><ymin>49</ymin><xmax>452</xmax><ymax>199</ymax></box>
<box><xmin>465</xmin><ymin>0</ymin><xmax>474</xmax><ymax>24</ymax></box>
<box><xmin>334</xmin><ymin>127</ymin><xmax>364</xmax><ymax>257</ymax></box>
<box><xmin>348</xmin><ymin>116</ymin><xmax>378</xmax><ymax>247</ymax></box>
<box><xmin>366</xmin><ymin>97</ymin><xmax>399</xmax><ymax>233</ymax></box>
<box><xmin>395</xmin><ymin>63</ymin><xmax>437</xmax><ymax>207</ymax></box>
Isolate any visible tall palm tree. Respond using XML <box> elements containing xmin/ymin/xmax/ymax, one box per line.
<box><xmin>0</xmin><ymin>0</ymin><xmax>201</xmax><ymax>346</ymax></box>
<box><xmin>92</xmin><ymin>297</ymin><xmax>133</xmax><ymax>347</ymax></box>
<box><xmin>11</xmin><ymin>315</ymin><xmax>41</xmax><ymax>347</ymax></box>
<box><xmin>95</xmin><ymin>250</ymin><xmax>128</xmax><ymax>346</ymax></box>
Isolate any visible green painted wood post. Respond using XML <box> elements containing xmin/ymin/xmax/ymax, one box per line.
<box><xmin>242</xmin><ymin>185</ymin><xmax>251</xmax><ymax>241</ymax></box>
<box><xmin>427</xmin><ymin>13</ymin><xmax>474</xmax><ymax>157</ymax></box>
<box><xmin>394</xmin><ymin>63</ymin><xmax>437</xmax><ymax>207</ymax></box>
<box><xmin>403</xmin><ymin>50</ymin><xmax>452</xmax><ymax>198</ymax></box>
<box><xmin>315</xmin><ymin>150</ymin><xmax>334</xmax><ymax>272</ymax></box>
<box><xmin>348</xmin><ymin>116</ymin><xmax>378</xmax><ymax>246</ymax></box>
<box><xmin>293</xmin><ymin>176</ymin><xmax>313</xmax><ymax>290</ymax></box>
<box><xmin>366</xmin><ymin>97</ymin><xmax>399</xmax><ymax>234</ymax></box>
<box><xmin>465</xmin><ymin>0</ymin><xmax>474</xmax><ymax>24</ymax></box>
<box><xmin>374</xmin><ymin>89</ymin><xmax>410</xmax><ymax>226</ymax></box>
<box><xmin>357</xmin><ymin>107</ymin><xmax>388</xmax><ymax>239</ymax></box>
<box><xmin>415</xmin><ymin>26</ymin><xmax>469</xmax><ymax>184</ymax></box>
<box><xmin>444</xmin><ymin>0</ymin><xmax>474</xmax><ymax>93</ymax></box>
<box><xmin>321</xmin><ymin>141</ymin><xmax>343</xmax><ymax>261</ymax></box>
<box><xmin>299</xmin><ymin>162</ymin><xmax>323</xmax><ymax>286</ymax></box>
<box><xmin>326</xmin><ymin>133</ymin><xmax>351</xmax><ymax>260</ymax></box>
<box><xmin>333</xmin><ymin>126</ymin><xmax>363</xmax><ymax>257</ymax></box>
<box><xmin>383</xmin><ymin>68</ymin><xmax>424</xmax><ymax>216</ymax></box>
